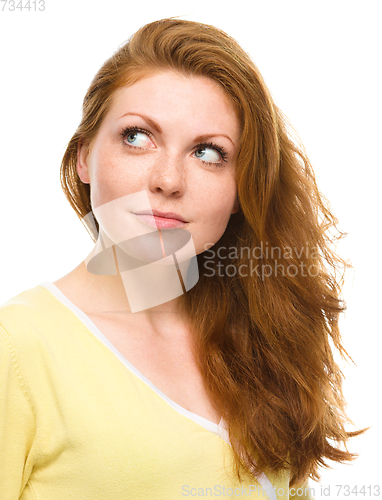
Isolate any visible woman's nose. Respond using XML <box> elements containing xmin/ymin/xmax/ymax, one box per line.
<box><xmin>148</xmin><ymin>152</ymin><xmax>186</xmax><ymax>197</ymax></box>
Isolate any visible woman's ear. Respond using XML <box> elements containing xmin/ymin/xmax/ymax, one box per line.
<box><xmin>77</xmin><ymin>141</ymin><xmax>91</xmax><ymax>184</ymax></box>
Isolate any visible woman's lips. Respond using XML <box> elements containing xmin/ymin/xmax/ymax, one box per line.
<box><xmin>133</xmin><ymin>213</ymin><xmax>189</xmax><ymax>229</ymax></box>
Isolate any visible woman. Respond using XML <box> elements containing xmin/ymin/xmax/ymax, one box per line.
<box><xmin>0</xmin><ymin>17</ymin><xmax>366</xmax><ymax>500</ymax></box>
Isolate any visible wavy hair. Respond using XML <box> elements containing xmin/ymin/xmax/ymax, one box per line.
<box><xmin>60</xmin><ymin>17</ymin><xmax>367</xmax><ymax>487</ymax></box>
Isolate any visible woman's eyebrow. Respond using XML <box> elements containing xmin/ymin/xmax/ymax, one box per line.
<box><xmin>119</xmin><ymin>112</ymin><xmax>162</xmax><ymax>134</ymax></box>
<box><xmin>119</xmin><ymin>112</ymin><xmax>235</xmax><ymax>147</ymax></box>
<box><xmin>194</xmin><ymin>133</ymin><xmax>235</xmax><ymax>148</ymax></box>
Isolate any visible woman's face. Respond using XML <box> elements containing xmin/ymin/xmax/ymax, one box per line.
<box><xmin>77</xmin><ymin>70</ymin><xmax>240</xmax><ymax>256</ymax></box>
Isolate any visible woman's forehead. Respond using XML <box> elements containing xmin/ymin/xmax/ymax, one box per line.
<box><xmin>106</xmin><ymin>70</ymin><xmax>240</xmax><ymax>138</ymax></box>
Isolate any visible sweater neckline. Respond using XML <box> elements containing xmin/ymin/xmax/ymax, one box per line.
<box><xmin>38</xmin><ymin>281</ymin><xmax>230</xmax><ymax>441</ymax></box>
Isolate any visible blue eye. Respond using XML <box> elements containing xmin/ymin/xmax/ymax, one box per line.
<box><xmin>194</xmin><ymin>142</ymin><xmax>229</xmax><ymax>167</ymax></box>
<box><xmin>195</xmin><ymin>147</ymin><xmax>221</xmax><ymax>163</ymax></box>
<box><xmin>122</xmin><ymin>128</ymin><xmax>152</xmax><ymax>148</ymax></box>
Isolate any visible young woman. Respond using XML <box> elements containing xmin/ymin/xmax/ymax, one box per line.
<box><xmin>0</xmin><ymin>17</ymin><xmax>366</xmax><ymax>500</ymax></box>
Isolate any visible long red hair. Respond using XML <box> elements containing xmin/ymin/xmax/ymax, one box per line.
<box><xmin>60</xmin><ymin>17</ymin><xmax>367</xmax><ymax>487</ymax></box>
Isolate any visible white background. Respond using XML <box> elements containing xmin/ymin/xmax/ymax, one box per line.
<box><xmin>0</xmin><ymin>1</ymin><xmax>380</xmax><ymax>497</ymax></box>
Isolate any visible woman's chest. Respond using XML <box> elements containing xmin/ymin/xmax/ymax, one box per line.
<box><xmin>86</xmin><ymin>313</ymin><xmax>222</xmax><ymax>425</ymax></box>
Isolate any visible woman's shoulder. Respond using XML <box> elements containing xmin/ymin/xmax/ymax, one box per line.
<box><xmin>0</xmin><ymin>283</ymin><xmax>80</xmax><ymax>350</ymax></box>
<box><xmin>0</xmin><ymin>283</ymin><xmax>49</xmax><ymax>326</ymax></box>
<box><xmin>0</xmin><ymin>285</ymin><xmax>55</xmax><ymax>383</ymax></box>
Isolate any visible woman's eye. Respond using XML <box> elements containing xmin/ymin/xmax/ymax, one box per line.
<box><xmin>124</xmin><ymin>131</ymin><xmax>153</xmax><ymax>148</ymax></box>
<box><xmin>194</xmin><ymin>147</ymin><xmax>221</xmax><ymax>163</ymax></box>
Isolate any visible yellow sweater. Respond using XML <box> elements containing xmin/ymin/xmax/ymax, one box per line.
<box><xmin>0</xmin><ymin>283</ymin><xmax>315</xmax><ymax>500</ymax></box>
